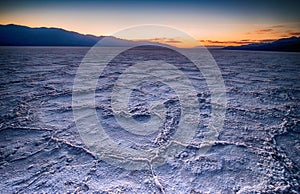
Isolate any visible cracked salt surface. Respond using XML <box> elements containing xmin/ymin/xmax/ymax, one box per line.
<box><xmin>0</xmin><ymin>47</ymin><xmax>299</xmax><ymax>193</ymax></box>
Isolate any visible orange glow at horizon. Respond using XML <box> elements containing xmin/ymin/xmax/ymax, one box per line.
<box><xmin>0</xmin><ymin>5</ymin><xmax>299</xmax><ymax>48</ymax></box>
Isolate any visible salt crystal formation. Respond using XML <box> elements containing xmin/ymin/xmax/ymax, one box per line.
<box><xmin>0</xmin><ymin>47</ymin><xmax>299</xmax><ymax>193</ymax></box>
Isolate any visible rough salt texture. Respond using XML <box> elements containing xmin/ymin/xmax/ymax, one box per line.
<box><xmin>0</xmin><ymin>47</ymin><xmax>299</xmax><ymax>193</ymax></box>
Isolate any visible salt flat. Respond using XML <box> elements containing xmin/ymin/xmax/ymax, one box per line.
<box><xmin>0</xmin><ymin>47</ymin><xmax>299</xmax><ymax>193</ymax></box>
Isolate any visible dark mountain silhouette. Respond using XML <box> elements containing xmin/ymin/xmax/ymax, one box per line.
<box><xmin>0</xmin><ymin>24</ymin><xmax>167</xmax><ymax>47</ymax></box>
<box><xmin>224</xmin><ymin>37</ymin><xmax>300</xmax><ymax>52</ymax></box>
<box><xmin>0</xmin><ymin>24</ymin><xmax>100</xmax><ymax>46</ymax></box>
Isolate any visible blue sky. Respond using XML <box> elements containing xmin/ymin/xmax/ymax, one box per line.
<box><xmin>1</xmin><ymin>0</ymin><xmax>299</xmax><ymax>46</ymax></box>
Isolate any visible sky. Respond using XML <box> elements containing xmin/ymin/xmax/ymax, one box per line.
<box><xmin>0</xmin><ymin>0</ymin><xmax>299</xmax><ymax>47</ymax></box>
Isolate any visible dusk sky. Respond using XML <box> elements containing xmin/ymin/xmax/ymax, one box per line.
<box><xmin>0</xmin><ymin>0</ymin><xmax>299</xmax><ymax>47</ymax></box>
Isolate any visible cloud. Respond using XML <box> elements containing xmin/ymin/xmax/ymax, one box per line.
<box><xmin>247</xmin><ymin>27</ymin><xmax>281</xmax><ymax>35</ymax></box>
<box><xmin>281</xmin><ymin>30</ymin><xmax>300</xmax><ymax>37</ymax></box>
<box><xmin>165</xmin><ymin>39</ymin><xmax>182</xmax><ymax>44</ymax></box>
<box><xmin>199</xmin><ymin>38</ymin><xmax>276</xmax><ymax>46</ymax></box>
<box><xmin>200</xmin><ymin>39</ymin><xmax>255</xmax><ymax>45</ymax></box>
<box><xmin>255</xmin><ymin>29</ymin><xmax>274</xmax><ymax>34</ymax></box>
<box><xmin>149</xmin><ymin>37</ymin><xmax>182</xmax><ymax>44</ymax></box>
<box><xmin>289</xmin><ymin>32</ymin><xmax>300</xmax><ymax>36</ymax></box>
<box><xmin>271</xmin><ymin>25</ymin><xmax>285</xmax><ymax>28</ymax></box>
<box><xmin>260</xmin><ymin>39</ymin><xmax>276</xmax><ymax>42</ymax></box>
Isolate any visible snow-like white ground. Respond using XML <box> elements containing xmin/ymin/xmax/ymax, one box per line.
<box><xmin>0</xmin><ymin>47</ymin><xmax>299</xmax><ymax>193</ymax></box>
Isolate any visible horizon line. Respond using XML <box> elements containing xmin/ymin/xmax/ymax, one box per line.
<box><xmin>0</xmin><ymin>23</ymin><xmax>297</xmax><ymax>48</ymax></box>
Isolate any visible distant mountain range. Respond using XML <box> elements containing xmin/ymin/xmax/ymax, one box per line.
<box><xmin>0</xmin><ymin>24</ymin><xmax>165</xmax><ymax>47</ymax></box>
<box><xmin>1</xmin><ymin>24</ymin><xmax>299</xmax><ymax>52</ymax></box>
<box><xmin>224</xmin><ymin>37</ymin><xmax>300</xmax><ymax>52</ymax></box>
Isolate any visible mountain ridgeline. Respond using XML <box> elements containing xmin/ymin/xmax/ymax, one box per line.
<box><xmin>0</xmin><ymin>24</ymin><xmax>160</xmax><ymax>47</ymax></box>
<box><xmin>0</xmin><ymin>24</ymin><xmax>299</xmax><ymax>52</ymax></box>
<box><xmin>224</xmin><ymin>36</ymin><xmax>300</xmax><ymax>52</ymax></box>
